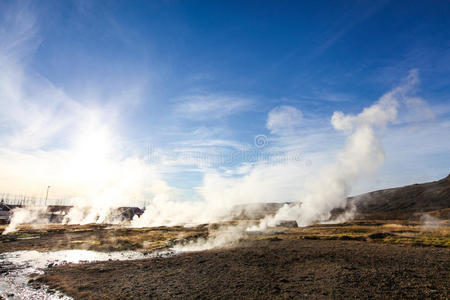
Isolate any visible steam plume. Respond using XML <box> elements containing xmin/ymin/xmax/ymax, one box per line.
<box><xmin>252</xmin><ymin>70</ymin><xmax>420</xmax><ymax>230</ymax></box>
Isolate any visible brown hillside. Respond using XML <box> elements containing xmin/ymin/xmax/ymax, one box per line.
<box><xmin>236</xmin><ymin>175</ymin><xmax>450</xmax><ymax>221</ymax></box>
<box><xmin>352</xmin><ymin>174</ymin><xmax>450</xmax><ymax>219</ymax></box>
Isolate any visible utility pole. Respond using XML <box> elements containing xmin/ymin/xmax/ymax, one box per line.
<box><xmin>45</xmin><ymin>186</ymin><xmax>51</xmax><ymax>207</ymax></box>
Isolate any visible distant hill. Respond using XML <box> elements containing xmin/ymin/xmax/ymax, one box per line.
<box><xmin>234</xmin><ymin>175</ymin><xmax>450</xmax><ymax>221</ymax></box>
<box><xmin>350</xmin><ymin>174</ymin><xmax>450</xmax><ymax>220</ymax></box>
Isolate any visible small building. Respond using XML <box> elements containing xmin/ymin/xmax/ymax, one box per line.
<box><xmin>0</xmin><ymin>200</ymin><xmax>13</xmax><ymax>224</ymax></box>
<box><xmin>46</xmin><ymin>205</ymin><xmax>73</xmax><ymax>222</ymax></box>
<box><xmin>115</xmin><ymin>207</ymin><xmax>144</xmax><ymax>221</ymax></box>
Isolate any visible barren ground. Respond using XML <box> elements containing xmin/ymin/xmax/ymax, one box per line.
<box><xmin>33</xmin><ymin>239</ymin><xmax>449</xmax><ymax>299</ymax></box>
<box><xmin>1</xmin><ymin>221</ymin><xmax>449</xmax><ymax>299</ymax></box>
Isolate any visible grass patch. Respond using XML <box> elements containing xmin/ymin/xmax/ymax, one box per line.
<box><xmin>280</xmin><ymin>220</ymin><xmax>449</xmax><ymax>247</ymax></box>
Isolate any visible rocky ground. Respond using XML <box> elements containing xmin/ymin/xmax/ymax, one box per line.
<box><xmin>1</xmin><ymin>220</ymin><xmax>449</xmax><ymax>299</ymax></box>
<box><xmin>32</xmin><ymin>239</ymin><xmax>449</xmax><ymax>299</ymax></box>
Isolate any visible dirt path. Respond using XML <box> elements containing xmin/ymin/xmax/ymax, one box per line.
<box><xmin>34</xmin><ymin>239</ymin><xmax>449</xmax><ymax>299</ymax></box>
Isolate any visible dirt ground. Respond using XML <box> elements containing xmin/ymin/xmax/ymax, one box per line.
<box><xmin>1</xmin><ymin>221</ymin><xmax>449</xmax><ymax>299</ymax></box>
<box><xmin>32</xmin><ymin>239</ymin><xmax>449</xmax><ymax>299</ymax></box>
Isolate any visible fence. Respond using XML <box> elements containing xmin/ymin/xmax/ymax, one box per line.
<box><xmin>0</xmin><ymin>192</ymin><xmax>69</xmax><ymax>206</ymax></box>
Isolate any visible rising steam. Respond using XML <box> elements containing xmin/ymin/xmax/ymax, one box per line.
<box><xmin>252</xmin><ymin>70</ymin><xmax>419</xmax><ymax>230</ymax></box>
<box><xmin>137</xmin><ymin>70</ymin><xmax>424</xmax><ymax>243</ymax></box>
<box><xmin>0</xmin><ymin>2</ymin><xmax>427</xmax><ymax>239</ymax></box>
<box><xmin>0</xmin><ymin>3</ymin><xmax>436</xmax><ymax>252</ymax></box>
<box><xmin>0</xmin><ymin>4</ymin><xmax>168</xmax><ymax>233</ymax></box>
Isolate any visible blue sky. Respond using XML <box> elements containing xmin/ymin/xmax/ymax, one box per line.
<box><xmin>0</xmin><ymin>0</ymin><xmax>449</xmax><ymax>204</ymax></box>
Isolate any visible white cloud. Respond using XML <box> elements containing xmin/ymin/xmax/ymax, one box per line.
<box><xmin>266</xmin><ymin>105</ymin><xmax>303</xmax><ymax>135</ymax></box>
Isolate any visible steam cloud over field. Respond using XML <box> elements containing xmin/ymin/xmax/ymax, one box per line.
<box><xmin>3</xmin><ymin>68</ymin><xmax>428</xmax><ymax>237</ymax></box>
<box><xmin>0</xmin><ymin>4</ymin><xmax>442</xmax><ymax>240</ymax></box>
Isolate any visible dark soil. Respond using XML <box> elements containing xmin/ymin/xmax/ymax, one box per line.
<box><xmin>34</xmin><ymin>239</ymin><xmax>450</xmax><ymax>299</ymax></box>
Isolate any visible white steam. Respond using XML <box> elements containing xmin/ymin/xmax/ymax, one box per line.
<box><xmin>0</xmin><ymin>4</ymin><xmax>169</xmax><ymax>232</ymax></box>
<box><xmin>135</xmin><ymin>70</ymin><xmax>424</xmax><ymax>237</ymax></box>
<box><xmin>2</xmin><ymin>206</ymin><xmax>47</xmax><ymax>235</ymax></box>
<box><xmin>420</xmin><ymin>214</ymin><xmax>442</xmax><ymax>232</ymax></box>
<box><xmin>173</xmin><ymin>225</ymin><xmax>245</xmax><ymax>252</ymax></box>
<box><xmin>1</xmin><ymin>4</ymin><xmax>433</xmax><ymax>248</ymax></box>
<box><xmin>252</xmin><ymin>70</ymin><xmax>420</xmax><ymax>230</ymax></box>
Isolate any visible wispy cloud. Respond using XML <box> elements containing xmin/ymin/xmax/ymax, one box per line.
<box><xmin>173</xmin><ymin>94</ymin><xmax>253</xmax><ymax>120</ymax></box>
<box><xmin>0</xmin><ymin>1</ymin><xmax>38</xmax><ymax>58</ymax></box>
<box><xmin>312</xmin><ymin>1</ymin><xmax>389</xmax><ymax>57</ymax></box>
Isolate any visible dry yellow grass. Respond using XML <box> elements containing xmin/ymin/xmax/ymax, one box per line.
<box><xmin>1</xmin><ymin>219</ymin><xmax>449</xmax><ymax>253</ymax></box>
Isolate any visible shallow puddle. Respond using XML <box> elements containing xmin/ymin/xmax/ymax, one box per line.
<box><xmin>0</xmin><ymin>250</ymin><xmax>169</xmax><ymax>299</ymax></box>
